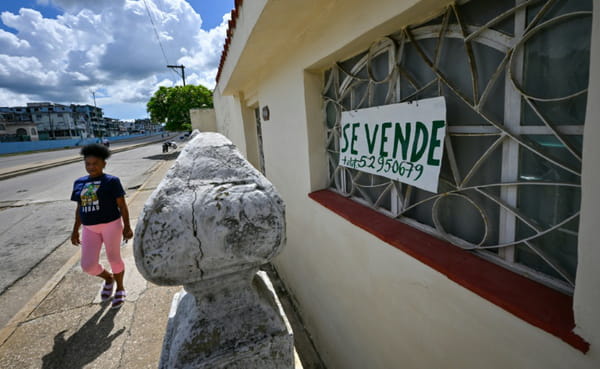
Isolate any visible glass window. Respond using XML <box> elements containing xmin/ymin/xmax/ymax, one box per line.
<box><xmin>323</xmin><ymin>0</ymin><xmax>592</xmax><ymax>293</ymax></box>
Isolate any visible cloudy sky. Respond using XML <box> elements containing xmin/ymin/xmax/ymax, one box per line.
<box><xmin>0</xmin><ymin>0</ymin><xmax>234</xmax><ymax>119</ymax></box>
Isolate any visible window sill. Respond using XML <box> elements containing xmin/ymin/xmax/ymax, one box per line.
<box><xmin>308</xmin><ymin>189</ymin><xmax>589</xmax><ymax>353</ymax></box>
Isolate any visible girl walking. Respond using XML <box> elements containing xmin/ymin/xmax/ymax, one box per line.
<box><xmin>70</xmin><ymin>144</ymin><xmax>133</xmax><ymax>309</ymax></box>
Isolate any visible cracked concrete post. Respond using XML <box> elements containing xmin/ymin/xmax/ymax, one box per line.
<box><xmin>133</xmin><ymin>132</ymin><xmax>293</xmax><ymax>369</ymax></box>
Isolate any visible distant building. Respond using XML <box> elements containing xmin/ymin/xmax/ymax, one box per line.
<box><xmin>26</xmin><ymin>103</ymin><xmax>81</xmax><ymax>139</ymax></box>
<box><xmin>0</xmin><ymin>102</ymin><xmax>154</xmax><ymax>141</ymax></box>
<box><xmin>0</xmin><ymin>102</ymin><xmax>108</xmax><ymax>140</ymax></box>
<box><xmin>121</xmin><ymin>120</ymin><xmax>135</xmax><ymax>134</ymax></box>
<box><xmin>134</xmin><ymin>118</ymin><xmax>159</xmax><ymax>133</ymax></box>
<box><xmin>0</xmin><ymin>109</ymin><xmax>39</xmax><ymax>141</ymax></box>
<box><xmin>103</xmin><ymin>117</ymin><xmax>125</xmax><ymax>137</ymax></box>
<box><xmin>70</xmin><ymin>104</ymin><xmax>104</xmax><ymax>137</ymax></box>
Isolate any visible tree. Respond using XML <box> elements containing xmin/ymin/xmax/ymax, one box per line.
<box><xmin>146</xmin><ymin>84</ymin><xmax>213</xmax><ymax>131</ymax></box>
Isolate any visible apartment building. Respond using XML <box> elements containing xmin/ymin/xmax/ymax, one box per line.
<box><xmin>0</xmin><ymin>108</ymin><xmax>39</xmax><ymax>142</ymax></box>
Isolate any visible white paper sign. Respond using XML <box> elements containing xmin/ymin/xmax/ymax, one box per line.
<box><xmin>339</xmin><ymin>97</ymin><xmax>446</xmax><ymax>193</ymax></box>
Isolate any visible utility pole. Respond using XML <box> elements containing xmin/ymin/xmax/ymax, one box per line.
<box><xmin>167</xmin><ymin>64</ymin><xmax>186</xmax><ymax>86</ymax></box>
<box><xmin>48</xmin><ymin>105</ymin><xmax>55</xmax><ymax>140</ymax></box>
<box><xmin>90</xmin><ymin>90</ymin><xmax>97</xmax><ymax>138</ymax></box>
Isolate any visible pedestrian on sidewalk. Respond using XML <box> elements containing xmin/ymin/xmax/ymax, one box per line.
<box><xmin>70</xmin><ymin>143</ymin><xmax>133</xmax><ymax>309</ymax></box>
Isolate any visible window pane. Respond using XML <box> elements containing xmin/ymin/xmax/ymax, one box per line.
<box><xmin>522</xmin><ymin>94</ymin><xmax>588</xmax><ymax>126</ymax></box>
<box><xmin>515</xmin><ymin>216</ymin><xmax>579</xmax><ymax>282</ymax></box>
<box><xmin>449</xmin><ymin>135</ymin><xmax>503</xmax><ymax>186</ymax></box>
<box><xmin>438</xmin><ymin>38</ymin><xmax>474</xmax><ymax>101</ymax></box>
<box><xmin>522</xmin><ymin>15</ymin><xmax>592</xmax><ymax>100</ymax></box>
<box><xmin>520</xmin><ymin>135</ymin><xmax>581</xmax><ymax>176</ymax></box>
<box><xmin>436</xmin><ymin>189</ymin><xmax>500</xmax><ymax>246</ymax></box>
<box><xmin>473</xmin><ymin>43</ymin><xmax>506</xmax><ymax>123</ymax></box>
<box><xmin>442</xmin><ymin>85</ymin><xmax>488</xmax><ymax>126</ymax></box>
<box><xmin>401</xmin><ymin>41</ymin><xmax>436</xmax><ymax>87</ymax></box>
<box><xmin>461</xmin><ymin>0</ymin><xmax>516</xmax><ymax>35</ymax></box>
<box><xmin>527</xmin><ymin>0</ymin><xmax>593</xmax><ymax>26</ymax></box>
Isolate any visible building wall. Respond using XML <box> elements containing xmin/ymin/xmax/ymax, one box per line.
<box><xmin>190</xmin><ymin>108</ymin><xmax>217</xmax><ymax>132</ymax></box>
<box><xmin>214</xmin><ymin>1</ymin><xmax>600</xmax><ymax>368</ymax></box>
<box><xmin>575</xmin><ymin>0</ymin><xmax>600</xmax><ymax>348</ymax></box>
<box><xmin>0</xmin><ymin>122</ymin><xmax>39</xmax><ymax>141</ymax></box>
<box><xmin>214</xmin><ymin>92</ymin><xmax>249</xmax><ymax>158</ymax></box>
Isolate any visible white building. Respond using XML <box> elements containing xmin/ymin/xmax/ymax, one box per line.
<box><xmin>212</xmin><ymin>0</ymin><xmax>600</xmax><ymax>368</ymax></box>
<box><xmin>0</xmin><ymin>110</ymin><xmax>39</xmax><ymax>141</ymax></box>
<box><xmin>27</xmin><ymin>102</ymin><xmax>87</xmax><ymax>139</ymax></box>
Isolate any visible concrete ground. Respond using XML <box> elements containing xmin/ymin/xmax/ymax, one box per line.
<box><xmin>0</xmin><ymin>147</ymin><xmax>325</xmax><ymax>369</ymax></box>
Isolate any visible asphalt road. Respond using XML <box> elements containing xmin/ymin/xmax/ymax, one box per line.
<box><xmin>0</xmin><ymin>142</ymin><xmax>179</xmax><ymax>327</ymax></box>
<box><xmin>0</xmin><ymin>133</ymin><xmax>180</xmax><ymax>171</ymax></box>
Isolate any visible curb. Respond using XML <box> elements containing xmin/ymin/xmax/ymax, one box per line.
<box><xmin>0</xmin><ymin>136</ymin><xmax>173</xmax><ymax>181</ymax></box>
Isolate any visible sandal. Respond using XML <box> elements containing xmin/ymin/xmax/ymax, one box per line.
<box><xmin>101</xmin><ymin>281</ymin><xmax>114</xmax><ymax>302</ymax></box>
<box><xmin>112</xmin><ymin>290</ymin><xmax>127</xmax><ymax>309</ymax></box>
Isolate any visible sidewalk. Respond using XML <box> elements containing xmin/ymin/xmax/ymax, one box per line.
<box><xmin>0</xmin><ymin>150</ymin><xmax>323</xmax><ymax>369</ymax></box>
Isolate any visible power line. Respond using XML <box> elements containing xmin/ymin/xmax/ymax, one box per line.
<box><xmin>142</xmin><ymin>0</ymin><xmax>180</xmax><ymax>80</ymax></box>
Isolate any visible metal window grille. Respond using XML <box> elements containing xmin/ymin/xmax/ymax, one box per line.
<box><xmin>323</xmin><ymin>0</ymin><xmax>592</xmax><ymax>294</ymax></box>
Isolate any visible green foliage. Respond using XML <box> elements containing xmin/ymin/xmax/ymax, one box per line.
<box><xmin>146</xmin><ymin>84</ymin><xmax>213</xmax><ymax>131</ymax></box>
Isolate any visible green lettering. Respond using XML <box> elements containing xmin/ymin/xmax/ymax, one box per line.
<box><xmin>341</xmin><ymin>123</ymin><xmax>351</xmax><ymax>153</ymax></box>
<box><xmin>351</xmin><ymin>122</ymin><xmax>360</xmax><ymax>155</ymax></box>
<box><xmin>379</xmin><ymin>122</ymin><xmax>392</xmax><ymax>157</ymax></box>
<box><xmin>410</xmin><ymin>121</ymin><xmax>429</xmax><ymax>162</ymax></box>
<box><xmin>393</xmin><ymin>122</ymin><xmax>411</xmax><ymax>160</ymax></box>
<box><xmin>365</xmin><ymin>123</ymin><xmax>379</xmax><ymax>154</ymax></box>
<box><xmin>427</xmin><ymin>120</ymin><xmax>445</xmax><ymax>166</ymax></box>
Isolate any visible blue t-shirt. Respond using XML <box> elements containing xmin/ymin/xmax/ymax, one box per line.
<box><xmin>71</xmin><ymin>173</ymin><xmax>126</xmax><ymax>226</ymax></box>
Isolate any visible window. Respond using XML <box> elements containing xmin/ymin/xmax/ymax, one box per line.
<box><xmin>323</xmin><ymin>0</ymin><xmax>592</xmax><ymax>293</ymax></box>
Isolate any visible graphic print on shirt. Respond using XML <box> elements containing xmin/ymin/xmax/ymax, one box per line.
<box><xmin>80</xmin><ymin>181</ymin><xmax>100</xmax><ymax>213</ymax></box>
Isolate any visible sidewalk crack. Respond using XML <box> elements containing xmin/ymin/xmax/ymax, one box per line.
<box><xmin>116</xmin><ymin>287</ymin><xmax>149</xmax><ymax>369</ymax></box>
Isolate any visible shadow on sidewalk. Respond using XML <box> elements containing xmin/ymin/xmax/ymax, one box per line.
<box><xmin>41</xmin><ymin>303</ymin><xmax>125</xmax><ymax>369</ymax></box>
<box><xmin>144</xmin><ymin>151</ymin><xmax>181</xmax><ymax>161</ymax></box>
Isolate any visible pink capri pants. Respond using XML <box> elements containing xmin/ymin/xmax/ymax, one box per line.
<box><xmin>81</xmin><ymin>218</ymin><xmax>125</xmax><ymax>276</ymax></box>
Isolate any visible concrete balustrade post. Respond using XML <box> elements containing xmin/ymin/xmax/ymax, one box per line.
<box><xmin>133</xmin><ymin>132</ymin><xmax>293</xmax><ymax>369</ymax></box>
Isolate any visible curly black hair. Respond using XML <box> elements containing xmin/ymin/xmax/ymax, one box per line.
<box><xmin>80</xmin><ymin>143</ymin><xmax>111</xmax><ymax>160</ymax></box>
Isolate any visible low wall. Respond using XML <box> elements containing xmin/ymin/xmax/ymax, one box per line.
<box><xmin>0</xmin><ymin>133</ymin><xmax>162</xmax><ymax>155</ymax></box>
<box><xmin>190</xmin><ymin>108</ymin><xmax>217</xmax><ymax>132</ymax></box>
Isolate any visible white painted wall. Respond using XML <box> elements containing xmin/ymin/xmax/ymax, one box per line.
<box><xmin>213</xmin><ymin>91</ymin><xmax>248</xmax><ymax>158</ymax></box>
<box><xmin>213</xmin><ymin>1</ymin><xmax>600</xmax><ymax>368</ymax></box>
<box><xmin>574</xmin><ymin>0</ymin><xmax>600</xmax><ymax>351</ymax></box>
<box><xmin>189</xmin><ymin>108</ymin><xmax>216</xmax><ymax>132</ymax></box>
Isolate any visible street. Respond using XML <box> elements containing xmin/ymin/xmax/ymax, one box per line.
<box><xmin>0</xmin><ymin>133</ymin><xmax>179</xmax><ymax>171</ymax></box>
<box><xmin>0</xmin><ymin>142</ymin><xmax>180</xmax><ymax>328</ymax></box>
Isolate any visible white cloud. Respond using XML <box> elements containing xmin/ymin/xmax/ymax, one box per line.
<box><xmin>0</xmin><ymin>0</ymin><xmax>227</xmax><ymax>117</ymax></box>
<box><xmin>0</xmin><ymin>88</ymin><xmax>31</xmax><ymax>106</ymax></box>
<box><xmin>0</xmin><ymin>28</ymin><xmax>30</xmax><ymax>52</ymax></box>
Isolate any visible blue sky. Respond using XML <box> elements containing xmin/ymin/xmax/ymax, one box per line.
<box><xmin>0</xmin><ymin>0</ymin><xmax>234</xmax><ymax>119</ymax></box>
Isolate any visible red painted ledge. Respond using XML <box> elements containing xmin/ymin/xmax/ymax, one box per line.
<box><xmin>309</xmin><ymin>189</ymin><xmax>590</xmax><ymax>353</ymax></box>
